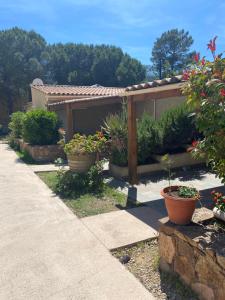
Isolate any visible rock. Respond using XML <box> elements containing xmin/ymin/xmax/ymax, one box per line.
<box><xmin>159</xmin><ymin>257</ymin><xmax>171</xmax><ymax>273</ymax></box>
<box><xmin>158</xmin><ymin>232</ymin><xmax>175</xmax><ymax>264</ymax></box>
<box><xmin>174</xmin><ymin>255</ymin><xmax>195</xmax><ymax>285</ymax></box>
<box><xmin>191</xmin><ymin>282</ymin><xmax>214</xmax><ymax>300</ymax></box>
<box><xmin>119</xmin><ymin>254</ymin><xmax>131</xmax><ymax>264</ymax></box>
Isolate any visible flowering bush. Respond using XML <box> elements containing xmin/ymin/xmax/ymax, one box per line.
<box><xmin>211</xmin><ymin>190</ymin><xmax>225</xmax><ymax>212</ymax></box>
<box><xmin>183</xmin><ymin>36</ymin><xmax>225</xmax><ymax>183</ymax></box>
<box><xmin>64</xmin><ymin>132</ymin><xmax>106</xmax><ymax>155</ymax></box>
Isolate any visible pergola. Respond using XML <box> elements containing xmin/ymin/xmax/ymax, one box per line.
<box><xmin>48</xmin><ymin>95</ymin><xmax>122</xmax><ymax>141</ymax></box>
<box><xmin>125</xmin><ymin>77</ymin><xmax>185</xmax><ymax>185</ymax></box>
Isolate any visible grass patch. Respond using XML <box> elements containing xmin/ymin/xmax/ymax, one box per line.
<box><xmin>112</xmin><ymin>240</ymin><xmax>198</xmax><ymax>300</ymax></box>
<box><xmin>37</xmin><ymin>171</ymin><xmax>141</xmax><ymax>218</ymax></box>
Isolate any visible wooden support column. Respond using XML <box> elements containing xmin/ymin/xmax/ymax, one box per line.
<box><xmin>128</xmin><ymin>96</ymin><xmax>138</xmax><ymax>185</ymax></box>
<box><xmin>66</xmin><ymin>103</ymin><xmax>73</xmax><ymax>142</ymax></box>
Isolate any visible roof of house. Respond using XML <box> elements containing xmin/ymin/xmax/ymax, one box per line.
<box><xmin>31</xmin><ymin>84</ymin><xmax>125</xmax><ymax>96</ymax></box>
<box><xmin>48</xmin><ymin>95</ymin><xmax>121</xmax><ymax>107</ymax></box>
<box><xmin>125</xmin><ymin>75</ymin><xmax>184</xmax><ymax>92</ymax></box>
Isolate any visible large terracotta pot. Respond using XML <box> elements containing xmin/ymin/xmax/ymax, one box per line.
<box><xmin>67</xmin><ymin>153</ymin><xmax>96</xmax><ymax>173</ymax></box>
<box><xmin>161</xmin><ymin>186</ymin><xmax>199</xmax><ymax>225</ymax></box>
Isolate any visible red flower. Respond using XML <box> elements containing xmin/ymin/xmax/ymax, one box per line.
<box><xmin>207</xmin><ymin>36</ymin><xmax>217</xmax><ymax>55</ymax></box>
<box><xmin>200</xmin><ymin>91</ymin><xmax>206</xmax><ymax>97</ymax></box>
<box><xmin>193</xmin><ymin>53</ymin><xmax>200</xmax><ymax>63</ymax></box>
<box><xmin>192</xmin><ymin>140</ymin><xmax>198</xmax><ymax>147</ymax></box>
<box><xmin>201</xmin><ymin>57</ymin><xmax>206</xmax><ymax>66</ymax></box>
<box><xmin>220</xmin><ymin>88</ymin><xmax>225</xmax><ymax>97</ymax></box>
<box><xmin>211</xmin><ymin>190</ymin><xmax>216</xmax><ymax>195</ymax></box>
<box><xmin>97</xmin><ymin>131</ymin><xmax>104</xmax><ymax>138</ymax></box>
<box><xmin>182</xmin><ymin>70</ymin><xmax>190</xmax><ymax>80</ymax></box>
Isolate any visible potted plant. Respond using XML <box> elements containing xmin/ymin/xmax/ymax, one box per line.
<box><xmin>64</xmin><ymin>132</ymin><xmax>106</xmax><ymax>173</ymax></box>
<box><xmin>211</xmin><ymin>190</ymin><xmax>225</xmax><ymax>222</ymax></box>
<box><xmin>160</xmin><ymin>154</ymin><xmax>200</xmax><ymax>225</ymax></box>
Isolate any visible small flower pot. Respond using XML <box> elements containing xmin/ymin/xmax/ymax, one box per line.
<box><xmin>67</xmin><ymin>153</ymin><xmax>96</xmax><ymax>173</ymax></box>
<box><xmin>213</xmin><ymin>207</ymin><xmax>225</xmax><ymax>222</ymax></box>
<box><xmin>161</xmin><ymin>186</ymin><xmax>199</xmax><ymax>225</ymax></box>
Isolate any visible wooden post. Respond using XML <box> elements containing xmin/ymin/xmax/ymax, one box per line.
<box><xmin>128</xmin><ymin>96</ymin><xmax>138</xmax><ymax>185</ymax></box>
<box><xmin>66</xmin><ymin>103</ymin><xmax>73</xmax><ymax>141</ymax></box>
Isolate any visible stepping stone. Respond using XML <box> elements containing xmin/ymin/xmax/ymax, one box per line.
<box><xmin>82</xmin><ymin>206</ymin><xmax>162</xmax><ymax>250</ymax></box>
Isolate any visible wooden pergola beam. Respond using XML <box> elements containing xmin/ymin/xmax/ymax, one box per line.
<box><xmin>126</xmin><ymin>85</ymin><xmax>183</xmax><ymax>185</ymax></box>
<box><xmin>65</xmin><ymin>103</ymin><xmax>73</xmax><ymax>141</ymax></box>
<box><xmin>127</xmin><ymin>96</ymin><xmax>138</xmax><ymax>185</ymax></box>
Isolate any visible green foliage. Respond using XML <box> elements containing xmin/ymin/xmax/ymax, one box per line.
<box><xmin>16</xmin><ymin>149</ymin><xmax>35</xmax><ymax>164</ymax></box>
<box><xmin>151</xmin><ymin>29</ymin><xmax>194</xmax><ymax>79</ymax></box>
<box><xmin>49</xmin><ymin>44</ymin><xmax>146</xmax><ymax>87</ymax></box>
<box><xmin>159</xmin><ymin>104</ymin><xmax>196</xmax><ymax>153</ymax></box>
<box><xmin>183</xmin><ymin>37</ymin><xmax>225</xmax><ymax>182</ymax></box>
<box><xmin>105</xmin><ymin>103</ymin><xmax>197</xmax><ymax>166</ymax></box>
<box><xmin>8</xmin><ymin>133</ymin><xmax>20</xmax><ymax>150</ymax></box>
<box><xmin>0</xmin><ymin>27</ymin><xmax>48</xmax><ymax>121</ymax></box>
<box><xmin>54</xmin><ymin>162</ymin><xmax>104</xmax><ymax>198</ymax></box>
<box><xmin>103</xmin><ymin>103</ymin><xmax>128</xmax><ymax>166</ymax></box>
<box><xmin>137</xmin><ymin>113</ymin><xmax>161</xmax><ymax>164</ymax></box>
<box><xmin>22</xmin><ymin>109</ymin><xmax>60</xmax><ymax>145</ymax></box>
<box><xmin>161</xmin><ymin>154</ymin><xmax>174</xmax><ymax>189</ymax></box>
<box><xmin>64</xmin><ymin>132</ymin><xmax>106</xmax><ymax>155</ymax></box>
<box><xmin>8</xmin><ymin>111</ymin><xmax>25</xmax><ymax>138</ymax></box>
<box><xmin>178</xmin><ymin>186</ymin><xmax>198</xmax><ymax>198</ymax></box>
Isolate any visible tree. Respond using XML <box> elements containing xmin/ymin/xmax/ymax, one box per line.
<box><xmin>151</xmin><ymin>29</ymin><xmax>194</xmax><ymax>79</ymax></box>
<box><xmin>0</xmin><ymin>28</ymin><xmax>146</xmax><ymax>127</ymax></box>
<box><xmin>48</xmin><ymin>44</ymin><xmax>146</xmax><ymax>87</ymax></box>
<box><xmin>0</xmin><ymin>27</ymin><xmax>48</xmax><ymax>126</ymax></box>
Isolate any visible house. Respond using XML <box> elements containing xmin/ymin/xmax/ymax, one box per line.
<box><xmin>31</xmin><ymin>76</ymin><xmax>185</xmax><ymax>144</ymax></box>
<box><xmin>31</xmin><ymin>81</ymin><xmax>125</xmax><ymax>140</ymax></box>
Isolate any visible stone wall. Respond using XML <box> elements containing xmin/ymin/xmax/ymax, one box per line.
<box><xmin>19</xmin><ymin>140</ymin><xmax>65</xmax><ymax>162</ymax></box>
<box><xmin>158</xmin><ymin>218</ymin><xmax>225</xmax><ymax>300</ymax></box>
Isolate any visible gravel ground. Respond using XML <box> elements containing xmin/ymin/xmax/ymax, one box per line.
<box><xmin>112</xmin><ymin>239</ymin><xmax>198</xmax><ymax>300</ymax></box>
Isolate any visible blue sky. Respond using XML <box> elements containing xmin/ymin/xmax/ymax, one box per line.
<box><xmin>0</xmin><ymin>0</ymin><xmax>225</xmax><ymax>64</ymax></box>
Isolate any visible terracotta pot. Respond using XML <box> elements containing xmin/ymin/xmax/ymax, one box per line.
<box><xmin>213</xmin><ymin>207</ymin><xmax>225</xmax><ymax>222</ymax></box>
<box><xmin>161</xmin><ymin>186</ymin><xmax>199</xmax><ymax>225</ymax></box>
<box><xmin>67</xmin><ymin>153</ymin><xmax>96</xmax><ymax>173</ymax></box>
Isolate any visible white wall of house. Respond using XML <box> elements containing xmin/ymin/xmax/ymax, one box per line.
<box><xmin>136</xmin><ymin>95</ymin><xmax>186</xmax><ymax>120</ymax></box>
<box><xmin>31</xmin><ymin>88</ymin><xmax>47</xmax><ymax>108</ymax></box>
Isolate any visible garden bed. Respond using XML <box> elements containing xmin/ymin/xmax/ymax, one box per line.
<box><xmin>37</xmin><ymin>171</ymin><xmax>141</xmax><ymax>217</ymax></box>
<box><xmin>112</xmin><ymin>239</ymin><xmax>198</xmax><ymax>300</ymax></box>
<box><xmin>109</xmin><ymin>151</ymin><xmax>204</xmax><ymax>179</ymax></box>
<box><xmin>18</xmin><ymin>139</ymin><xmax>65</xmax><ymax>163</ymax></box>
<box><xmin>159</xmin><ymin>213</ymin><xmax>225</xmax><ymax>300</ymax></box>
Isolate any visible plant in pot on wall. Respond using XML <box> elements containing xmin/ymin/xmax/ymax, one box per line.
<box><xmin>64</xmin><ymin>132</ymin><xmax>106</xmax><ymax>173</ymax></box>
<box><xmin>160</xmin><ymin>154</ymin><xmax>200</xmax><ymax>225</ymax></box>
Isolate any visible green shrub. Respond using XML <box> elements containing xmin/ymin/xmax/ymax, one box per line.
<box><xmin>22</xmin><ymin>109</ymin><xmax>60</xmax><ymax>145</ymax></box>
<box><xmin>8</xmin><ymin>133</ymin><xmax>20</xmax><ymax>150</ymax></box>
<box><xmin>137</xmin><ymin>113</ymin><xmax>161</xmax><ymax>164</ymax></box>
<box><xmin>159</xmin><ymin>104</ymin><xmax>196</xmax><ymax>153</ymax></box>
<box><xmin>54</xmin><ymin>162</ymin><xmax>104</xmax><ymax>198</ymax></box>
<box><xmin>103</xmin><ymin>104</ymin><xmax>128</xmax><ymax>166</ymax></box>
<box><xmin>8</xmin><ymin>111</ymin><xmax>25</xmax><ymax>138</ymax></box>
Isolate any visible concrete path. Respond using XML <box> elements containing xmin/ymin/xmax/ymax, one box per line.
<box><xmin>107</xmin><ymin>165</ymin><xmax>225</xmax><ymax>204</ymax></box>
<box><xmin>82</xmin><ymin>206</ymin><xmax>159</xmax><ymax>250</ymax></box>
<box><xmin>0</xmin><ymin>144</ymin><xmax>154</xmax><ymax>300</ymax></box>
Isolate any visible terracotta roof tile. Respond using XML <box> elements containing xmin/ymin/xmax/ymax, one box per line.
<box><xmin>32</xmin><ymin>84</ymin><xmax>125</xmax><ymax>96</ymax></box>
<box><xmin>125</xmin><ymin>75</ymin><xmax>184</xmax><ymax>92</ymax></box>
